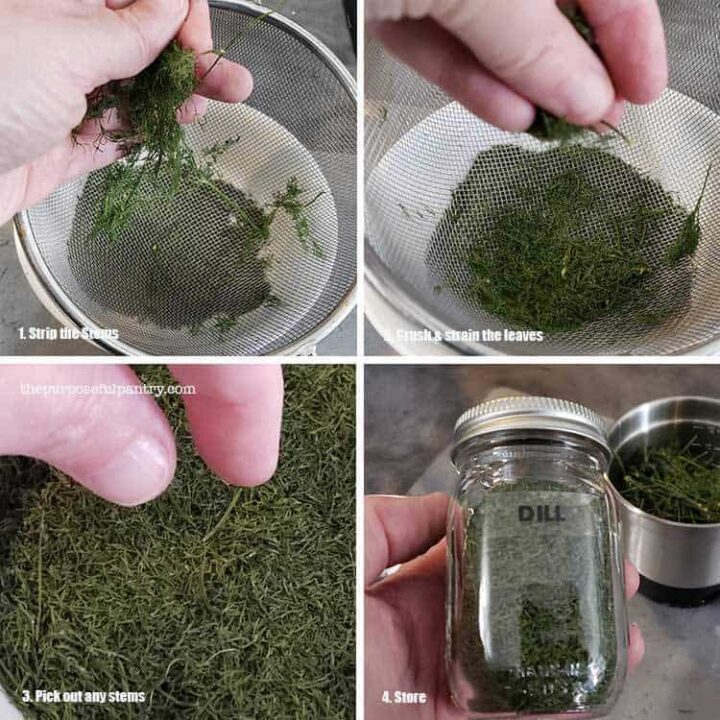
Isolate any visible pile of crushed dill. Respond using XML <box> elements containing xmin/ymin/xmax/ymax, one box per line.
<box><xmin>620</xmin><ymin>443</ymin><xmax>720</xmax><ymax>524</ymax></box>
<box><xmin>72</xmin><ymin>10</ymin><xmax>323</xmax><ymax>337</ymax></box>
<box><xmin>0</xmin><ymin>365</ymin><xmax>355</xmax><ymax>719</ymax></box>
<box><xmin>429</xmin><ymin>145</ymin><xmax>707</xmax><ymax>333</ymax></box>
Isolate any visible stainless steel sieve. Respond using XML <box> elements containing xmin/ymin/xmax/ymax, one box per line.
<box><xmin>14</xmin><ymin>0</ymin><xmax>357</xmax><ymax>356</ymax></box>
<box><xmin>365</xmin><ymin>0</ymin><xmax>720</xmax><ymax>356</ymax></box>
<box><xmin>608</xmin><ymin>397</ymin><xmax>720</xmax><ymax>603</ymax></box>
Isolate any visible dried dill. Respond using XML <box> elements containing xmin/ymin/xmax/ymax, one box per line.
<box><xmin>451</xmin><ymin>480</ymin><xmax>617</xmax><ymax>714</ymax></box>
<box><xmin>267</xmin><ymin>178</ymin><xmax>326</xmax><ymax>258</ymax></box>
<box><xmin>80</xmin><ymin>40</ymin><xmax>201</xmax><ymax>239</ymax></box>
<box><xmin>620</xmin><ymin>442</ymin><xmax>720</xmax><ymax>524</ymax></box>
<box><xmin>429</xmin><ymin>144</ymin><xmax>699</xmax><ymax>333</ymax></box>
<box><xmin>0</xmin><ymin>365</ymin><xmax>355</xmax><ymax>719</ymax></box>
<box><xmin>528</xmin><ymin>114</ymin><xmax>590</xmax><ymax>144</ymax></box>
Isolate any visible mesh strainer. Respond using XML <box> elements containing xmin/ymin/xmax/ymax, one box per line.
<box><xmin>14</xmin><ymin>0</ymin><xmax>356</xmax><ymax>356</ymax></box>
<box><xmin>365</xmin><ymin>0</ymin><xmax>720</xmax><ymax>356</ymax></box>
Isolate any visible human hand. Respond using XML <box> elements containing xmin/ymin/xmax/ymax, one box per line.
<box><xmin>0</xmin><ymin>365</ymin><xmax>283</xmax><ymax>506</ymax></box>
<box><xmin>367</xmin><ymin>0</ymin><xmax>667</xmax><ymax>134</ymax></box>
<box><xmin>0</xmin><ymin>0</ymin><xmax>253</xmax><ymax>225</ymax></box>
<box><xmin>365</xmin><ymin>493</ymin><xmax>645</xmax><ymax>720</ymax></box>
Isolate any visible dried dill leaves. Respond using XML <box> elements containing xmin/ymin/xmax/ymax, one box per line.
<box><xmin>80</xmin><ymin>40</ymin><xmax>202</xmax><ymax>239</ymax></box>
<box><xmin>0</xmin><ymin>365</ymin><xmax>355</xmax><ymax>719</ymax></box>
<box><xmin>430</xmin><ymin>144</ymin><xmax>700</xmax><ymax>333</ymax></box>
<box><xmin>620</xmin><ymin>444</ymin><xmax>720</xmax><ymax>524</ymax></box>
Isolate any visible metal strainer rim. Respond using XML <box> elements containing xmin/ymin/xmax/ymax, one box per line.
<box><xmin>13</xmin><ymin>0</ymin><xmax>358</xmax><ymax>357</ymax></box>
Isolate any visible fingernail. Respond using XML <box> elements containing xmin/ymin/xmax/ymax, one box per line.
<box><xmin>83</xmin><ymin>435</ymin><xmax>174</xmax><ymax>506</ymax></box>
<box><xmin>565</xmin><ymin>70</ymin><xmax>614</xmax><ymax>126</ymax></box>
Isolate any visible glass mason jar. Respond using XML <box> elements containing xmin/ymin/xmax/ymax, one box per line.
<box><xmin>446</xmin><ymin>397</ymin><xmax>628</xmax><ymax>718</ymax></box>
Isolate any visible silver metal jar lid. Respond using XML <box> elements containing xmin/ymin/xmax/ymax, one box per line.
<box><xmin>453</xmin><ymin>396</ymin><xmax>609</xmax><ymax>452</ymax></box>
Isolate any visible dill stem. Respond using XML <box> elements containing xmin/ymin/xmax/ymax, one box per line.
<box><xmin>35</xmin><ymin>511</ymin><xmax>44</xmax><ymax>645</ymax></box>
<box><xmin>196</xmin><ymin>176</ymin><xmax>261</xmax><ymax>233</ymax></box>
<box><xmin>303</xmin><ymin>190</ymin><xmax>326</xmax><ymax>209</ymax></box>
<box><xmin>694</xmin><ymin>164</ymin><xmax>713</xmax><ymax>213</ymax></box>
<box><xmin>203</xmin><ymin>489</ymin><xmax>241</xmax><ymax>543</ymax></box>
<box><xmin>201</xmin><ymin>1</ymin><xmax>287</xmax><ymax>81</ymax></box>
<box><xmin>599</xmin><ymin>120</ymin><xmax>632</xmax><ymax>145</ymax></box>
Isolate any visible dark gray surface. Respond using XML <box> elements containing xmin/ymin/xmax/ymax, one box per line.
<box><xmin>365</xmin><ymin>364</ymin><xmax>720</xmax><ymax>720</ymax></box>
<box><xmin>0</xmin><ymin>0</ymin><xmax>356</xmax><ymax>357</ymax></box>
<box><xmin>280</xmin><ymin>0</ymin><xmax>355</xmax><ymax>69</ymax></box>
<box><xmin>365</xmin><ymin>365</ymin><xmax>720</xmax><ymax>494</ymax></box>
<box><xmin>365</xmin><ymin>316</ymin><xmax>395</xmax><ymax>356</ymax></box>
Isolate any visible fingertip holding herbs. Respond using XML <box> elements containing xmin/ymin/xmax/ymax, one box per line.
<box><xmin>528</xmin><ymin>6</ymin><xmax>627</xmax><ymax>144</ymax></box>
<box><xmin>73</xmin><ymin>2</ymin><xmax>323</xmax><ymax>339</ymax></box>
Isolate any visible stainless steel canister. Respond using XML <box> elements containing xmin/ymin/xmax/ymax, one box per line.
<box><xmin>608</xmin><ymin>397</ymin><xmax>720</xmax><ymax>601</ymax></box>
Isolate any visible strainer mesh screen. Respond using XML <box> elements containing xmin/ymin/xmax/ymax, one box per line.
<box><xmin>22</xmin><ymin>2</ymin><xmax>356</xmax><ymax>356</ymax></box>
<box><xmin>365</xmin><ymin>0</ymin><xmax>720</xmax><ymax>355</ymax></box>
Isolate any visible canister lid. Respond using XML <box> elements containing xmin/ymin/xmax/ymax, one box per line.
<box><xmin>453</xmin><ymin>396</ymin><xmax>609</xmax><ymax>452</ymax></box>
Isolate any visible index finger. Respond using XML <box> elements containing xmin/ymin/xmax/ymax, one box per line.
<box><xmin>432</xmin><ymin>0</ymin><xmax>616</xmax><ymax>126</ymax></box>
<box><xmin>624</xmin><ymin>558</ymin><xmax>640</xmax><ymax>599</ymax></box>
<box><xmin>579</xmin><ymin>0</ymin><xmax>668</xmax><ymax>104</ymax></box>
<box><xmin>178</xmin><ymin>0</ymin><xmax>254</xmax><ymax>103</ymax></box>
<box><xmin>169</xmin><ymin>365</ymin><xmax>284</xmax><ymax>488</ymax></box>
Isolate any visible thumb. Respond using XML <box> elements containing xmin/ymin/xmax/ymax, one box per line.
<box><xmin>365</xmin><ymin>493</ymin><xmax>449</xmax><ymax>587</ymax></box>
<box><xmin>0</xmin><ymin>366</ymin><xmax>176</xmax><ymax>507</ymax></box>
<box><xmin>89</xmin><ymin>0</ymin><xmax>190</xmax><ymax>87</ymax></box>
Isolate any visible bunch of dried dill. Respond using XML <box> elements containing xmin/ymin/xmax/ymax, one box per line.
<box><xmin>429</xmin><ymin>144</ymin><xmax>705</xmax><ymax>333</ymax></box>
<box><xmin>72</xmin><ymin>5</ymin><xmax>323</xmax><ymax>336</ymax></box>
<box><xmin>621</xmin><ymin>443</ymin><xmax>720</xmax><ymax>524</ymax></box>
<box><xmin>0</xmin><ymin>365</ymin><xmax>355</xmax><ymax>719</ymax></box>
